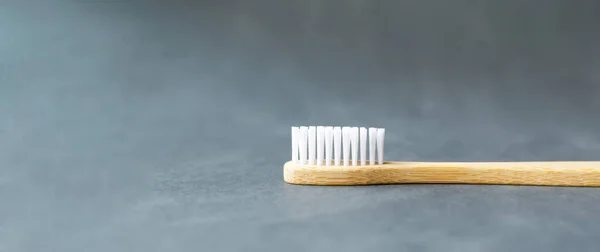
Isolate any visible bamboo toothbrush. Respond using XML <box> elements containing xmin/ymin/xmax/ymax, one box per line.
<box><xmin>284</xmin><ymin>126</ymin><xmax>600</xmax><ymax>187</ymax></box>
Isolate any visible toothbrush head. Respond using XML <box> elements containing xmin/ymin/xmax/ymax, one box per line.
<box><xmin>285</xmin><ymin>125</ymin><xmax>385</xmax><ymax>185</ymax></box>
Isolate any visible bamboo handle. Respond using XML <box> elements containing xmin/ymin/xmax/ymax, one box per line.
<box><xmin>283</xmin><ymin>161</ymin><xmax>600</xmax><ymax>186</ymax></box>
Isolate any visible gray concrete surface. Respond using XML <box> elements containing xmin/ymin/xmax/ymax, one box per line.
<box><xmin>2</xmin><ymin>1</ymin><xmax>600</xmax><ymax>251</ymax></box>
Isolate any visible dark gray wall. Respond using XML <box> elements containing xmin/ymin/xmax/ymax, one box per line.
<box><xmin>2</xmin><ymin>1</ymin><xmax>600</xmax><ymax>251</ymax></box>
<box><xmin>3</xmin><ymin>1</ymin><xmax>600</xmax><ymax>156</ymax></box>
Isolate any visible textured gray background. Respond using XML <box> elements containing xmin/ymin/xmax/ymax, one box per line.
<box><xmin>2</xmin><ymin>1</ymin><xmax>600</xmax><ymax>251</ymax></box>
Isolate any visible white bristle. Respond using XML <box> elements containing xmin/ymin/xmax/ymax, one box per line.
<box><xmin>292</xmin><ymin>125</ymin><xmax>385</xmax><ymax>167</ymax></box>
<box><xmin>360</xmin><ymin>127</ymin><xmax>367</xmax><ymax>166</ymax></box>
<box><xmin>308</xmin><ymin>126</ymin><xmax>316</xmax><ymax>165</ymax></box>
<box><xmin>325</xmin><ymin>126</ymin><xmax>333</xmax><ymax>165</ymax></box>
<box><xmin>369</xmin><ymin>128</ymin><xmax>377</xmax><ymax>165</ymax></box>
<box><xmin>342</xmin><ymin>127</ymin><xmax>350</xmax><ymax>166</ymax></box>
<box><xmin>351</xmin><ymin>127</ymin><xmax>358</xmax><ymax>166</ymax></box>
<box><xmin>334</xmin><ymin>127</ymin><xmax>341</xmax><ymax>166</ymax></box>
<box><xmin>316</xmin><ymin>126</ymin><xmax>324</xmax><ymax>166</ymax></box>
<box><xmin>291</xmin><ymin>127</ymin><xmax>299</xmax><ymax>163</ymax></box>
<box><xmin>299</xmin><ymin>126</ymin><xmax>308</xmax><ymax>165</ymax></box>
<box><xmin>377</xmin><ymin>128</ymin><xmax>385</xmax><ymax>164</ymax></box>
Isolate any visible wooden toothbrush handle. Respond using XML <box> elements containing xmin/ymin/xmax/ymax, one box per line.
<box><xmin>283</xmin><ymin>161</ymin><xmax>600</xmax><ymax>186</ymax></box>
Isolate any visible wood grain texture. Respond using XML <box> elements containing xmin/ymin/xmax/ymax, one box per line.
<box><xmin>283</xmin><ymin>161</ymin><xmax>600</xmax><ymax>186</ymax></box>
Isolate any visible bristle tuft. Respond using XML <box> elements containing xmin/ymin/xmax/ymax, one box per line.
<box><xmin>360</xmin><ymin>127</ymin><xmax>367</xmax><ymax>166</ymax></box>
<box><xmin>342</xmin><ymin>127</ymin><xmax>350</xmax><ymax>166</ymax></box>
<box><xmin>308</xmin><ymin>126</ymin><xmax>316</xmax><ymax>165</ymax></box>
<box><xmin>351</xmin><ymin>127</ymin><xmax>358</xmax><ymax>166</ymax></box>
<box><xmin>299</xmin><ymin>126</ymin><xmax>308</xmax><ymax>165</ymax></box>
<box><xmin>316</xmin><ymin>126</ymin><xmax>324</xmax><ymax>166</ymax></box>
<box><xmin>377</xmin><ymin>128</ymin><xmax>385</xmax><ymax>165</ymax></box>
<box><xmin>325</xmin><ymin>127</ymin><xmax>333</xmax><ymax>166</ymax></box>
<box><xmin>291</xmin><ymin>127</ymin><xmax>298</xmax><ymax>163</ymax></box>
<box><xmin>334</xmin><ymin>127</ymin><xmax>342</xmax><ymax>166</ymax></box>
<box><xmin>369</xmin><ymin>128</ymin><xmax>377</xmax><ymax>165</ymax></box>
